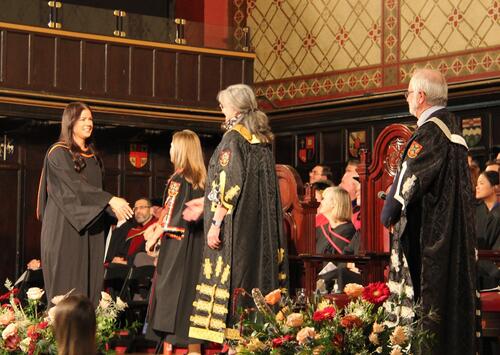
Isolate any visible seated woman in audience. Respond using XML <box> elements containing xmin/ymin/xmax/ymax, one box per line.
<box><xmin>316</xmin><ymin>186</ymin><xmax>356</xmax><ymax>254</ymax></box>
<box><xmin>54</xmin><ymin>294</ymin><xmax>96</xmax><ymax>355</ymax></box>
<box><xmin>475</xmin><ymin>170</ymin><xmax>500</xmax><ymax>289</ymax></box>
<box><xmin>476</xmin><ymin>170</ymin><xmax>500</xmax><ymax>249</ymax></box>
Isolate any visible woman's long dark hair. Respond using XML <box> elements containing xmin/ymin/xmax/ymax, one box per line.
<box><xmin>59</xmin><ymin>102</ymin><xmax>101</xmax><ymax>172</ymax></box>
<box><xmin>54</xmin><ymin>294</ymin><xmax>97</xmax><ymax>355</ymax></box>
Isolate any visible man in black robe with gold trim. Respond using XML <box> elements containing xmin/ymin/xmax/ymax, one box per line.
<box><xmin>381</xmin><ymin>69</ymin><xmax>477</xmax><ymax>355</ymax></box>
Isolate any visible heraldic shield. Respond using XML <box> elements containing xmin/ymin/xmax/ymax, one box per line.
<box><xmin>129</xmin><ymin>143</ymin><xmax>148</xmax><ymax>168</ymax></box>
<box><xmin>461</xmin><ymin>117</ymin><xmax>482</xmax><ymax>147</ymax></box>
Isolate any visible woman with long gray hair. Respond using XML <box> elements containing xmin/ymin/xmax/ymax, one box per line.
<box><xmin>184</xmin><ymin>84</ymin><xmax>288</xmax><ymax>344</ymax></box>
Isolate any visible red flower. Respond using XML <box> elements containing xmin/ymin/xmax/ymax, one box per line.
<box><xmin>4</xmin><ymin>334</ymin><xmax>21</xmax><ymax>350</ymax></box>
<box><xmin>272</xmin><ymin>334</ymin><xmax>294</xmax><ymax>348</ymax></box>
<box><xmin>362</xmin><ymin>282</ymin><xmax>390</xmax><ymax>304</ymax></box>
<box><xmin>313</xmin><ymin>306</ymin><xmax>336</xmax><ymax>322</ymax></box>
<box><xmin>340</xmin><ymin>314</ymin><xmax>363</xmax><ymax>329</ymax></box>
<box><xmin>37</xmin><ymin>321</ymin><xmax>48</xmax><ymax>330</ymax></box>
<box><xmin>27</xmin><ymin>325</ymin><xmax>40</xmax><ymax>340</ymax></box>
<box><xmin>312</xmin><ymin>310</ymin><xmax>325</xmax><ymax>322</ymax></box>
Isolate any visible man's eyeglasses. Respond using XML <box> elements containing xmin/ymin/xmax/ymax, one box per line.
<box><xmin>133</xmin><ymin>206</ymin><xmax>150</xmax><ymax>212</ymax></box>
<box><xmin>404</xmin><ymin>90</ymin><xmax>414</xmax><ymax>99</ymax></box>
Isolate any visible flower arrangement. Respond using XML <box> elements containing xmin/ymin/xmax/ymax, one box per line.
<box><xmin>231</xmin><ymin>282</ymin><xmax>435</xmax><ymax>355</ymax></box>
<box><xmin>0</xmin><ymin>280</ymin><xmax>128</xmax><ymax>354</ymax></box>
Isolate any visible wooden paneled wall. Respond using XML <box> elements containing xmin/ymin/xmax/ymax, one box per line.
<box><xmin>0</xmin><ymin>23</ymin><xmax>253</xmax><ymax>111</ymax></box>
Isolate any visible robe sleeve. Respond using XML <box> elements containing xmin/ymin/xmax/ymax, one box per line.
<box><xmin>160</xmin><ymin>176</ymin><xmax>187</xmax><ymax>238</ymax></box>
<box><xmin>45</xmin><ymin>146</ymin><xmax>112</xmax><ymax>232</ymax></box>
<box><xmin>381</xmin><ymin>123</ymin><xmax>447</xmax><ymax>225</ymax></box>
<box><xmin>207</xmin><ymin>132</ymin><xmax>245</xmax><ymax>215</ymax></box>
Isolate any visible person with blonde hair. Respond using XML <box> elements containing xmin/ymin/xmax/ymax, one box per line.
<box><xmin>316</xmin><ymin>187</ymin><xmax>356</xmax><ymax>254</ymax></box>
<box><xmin>144</xmin><ymin>130</ymin><xmax>206</xmax><ymax>354</ymax></box>
<box><xmin>54</xmin><ymin>294</ymin><xmax>96</xmax><ymax>355</ymax></box>
<box><xmin>184</xmin><ymin>84</ymin><xmax>288</xmax><ymax>344</ymax></box>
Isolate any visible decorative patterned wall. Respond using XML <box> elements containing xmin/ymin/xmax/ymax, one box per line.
<box><xmin>245</xmin><ymin>0</ymin><xmax>500</xmax><ymax>107</ymax></box>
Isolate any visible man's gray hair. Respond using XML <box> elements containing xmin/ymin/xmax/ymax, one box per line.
<box><xmin>410</xmin><ymin>69</ymin><xmax>448</xmax><ymax>106</ymax></box>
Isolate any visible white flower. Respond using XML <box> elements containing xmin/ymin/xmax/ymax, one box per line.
<box><xmin>99</xmin><ymin>298</ymin><xmax>111</xmax><ymax>310</ymax></box>
<box><xmin>47</xmin><ymin>306</ymin><xmax>57</xmax><ymax>323</ymax></box>
<box><xmin>26</xmin><ymin>287</ymin><xmax>45</xmax><ymax>300</ymax></box>
<box><xmin>100</xmin><ymin>291</ymin><xmax>112</xmax><ymax>302</ymax></box>
<box><xmin>400</xmin><ymin>305</ymin><xmax>415</xmax><ymax>319</ymax></box>
<box><xmin>51</xmin><ymin>295</ymin><xmax>65</xmax><ymax>305</ymax></box>
<box><xmin>404</xmin><ymin>285</ymin><xmax>414</xmax><ymax>299</ymax></box>
<box><xmin>116</xmin><ymin>297</ymin><xmax>128</xmax><ymax>311</ymax></box>
<box><xmin>2</xmin><ymin>322</ymin><xmax>17</xmax><ymax>339</ymax></box>
<box><xmin>376</xmin><ymin>346</ymin><xmax>383</xmax><ymax>353</ymax></box>
<box><xmin>390</xmin><ymin>248</ymin><xmax>400</xmax><ymax>272</ymax></box>
<box><xmin>19</xmin><ymin>337</ymin><xmax>31</xmax><ymax>352</ymax></box>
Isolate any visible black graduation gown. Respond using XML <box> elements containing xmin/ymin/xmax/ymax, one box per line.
<box><xmin>189</xmin><ymin>125</ymin><xmax>289</xmax><ymax>344</ymax></box>
<box><xmin>475</xmin><ymin>202</ymin><xmax>500</xmax><ymax>289</ymax></box>
<box><xmin>37</xmin><ymin>143</ymin><xmax>112</xmax><ymax>306</ymax></box>
<box><xmin>315</xmin><ymin>222</ymin><xmax>356</xmax><ymax>254</ymax></box>
<box><xmin>381</xmin><ymin>109</ymin><xmax>477</xmax><ymax>355</ymax></box>
<box><xmin>148</xmin><ymin>173</ymin><xmax>204</xmax><ymax>345</ymax></box>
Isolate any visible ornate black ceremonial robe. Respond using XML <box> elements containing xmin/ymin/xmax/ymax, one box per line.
<box><xmin>148</xmin><ymin>173</ymin><xmax>204</xmax><ymax>345</ymax></box>
<box><xmin>189</xmin><ymin>125</ymin><xmax>289</xmax><ymax>343</ymax></box>
<box><xmin>381</xmin><ymin>109</ymin><xmax>476</xmax><ymax>355</ymax></box>
<box><xmin>316</xmin><ymin>222</ymin><xmax>356</xmax><ymax>255</ymax></box>
<box><xmin>37</xmin><ymin>143</ymin><xmax>112</xmax><ymax>306</ymax></box>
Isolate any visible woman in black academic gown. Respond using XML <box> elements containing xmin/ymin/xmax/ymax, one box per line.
<box><xmin>475</xmin><ymin>170</ymin><xmax>500</xmax><ymax>289</ymax></box>
<box><xmin>144</xmin><ymin>130</ymin><xmax>206</xmax><ymax>354</ymax></box>
<box><xmin>184</xmin><ymin>84</ymin><xmax>289</xmax><ymax>344</ymax></box>
<box><xmin>37</xmin><ymin>102</ymin><xmax>133</xmax><ymax>306</ymax></box>
<box><xmin>316</xmin><ymin>186</ymin><xmax>356</xmax><ymax>255</ymax></box>
<box><xmin>475</xmin><ymin>170</ymin><xmax>500</xmax><ymax>249</ymax></box>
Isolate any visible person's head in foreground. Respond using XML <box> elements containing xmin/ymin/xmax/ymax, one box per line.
<box><xmin>54</xmin><ymin>294</ymin><xmax>96</xmax><ymax>355</ymax></box>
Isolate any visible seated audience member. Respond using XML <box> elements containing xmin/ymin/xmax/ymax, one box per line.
<box><xmin>339</xmin><ymin>170</ymin><xmax>361</xmax><ymax>230</ymax></box>
<box><xmin>485</xmin><ymin>159</ymin><xmax>500</xmax><ymax>173</ymax></box>
<box><xmin>105</xmin><ymin>198</ymin><xmax>158</xmax><ymax>265</ymax></box>
<box><xmin>309</xmin><ymin>165</ymin><xmax>333</xmax><ymax>184</ymax></box>
<box><xmin>475</xmin><ymin>170</ymin><xmax>500</xmax><ymax>289</ymax></box>
<box><xmin>316</xmin><ymin>187</ymin><xmax>356</xmax><ymax>254</ymax></box>
<box><xmin>54</xmin><ymin>294</ymin><xmax>96</xmax><ymax>355</ymax></box>
<box><xmin>476</xmin><ymin>171</ymin><xmax>500</xmax><ymax>249</ymax></box>
<box><xmin>345</xmin><ymin>159</ymin><xmax>359</xmax><ymax>174</ymax></box>
<box><xmin>314</xmin><ymin>180</ymin><xmax>335</xmax><ymax>229</ymax></box>
<box><xmin>312</xmin><ymin>179</ymin><xmax>334</xmax><ymax>203</ymax></box>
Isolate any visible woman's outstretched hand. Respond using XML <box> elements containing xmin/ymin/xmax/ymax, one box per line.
<box><xmin>109</xmin><ymin>197</ymin><xmax>133</xmax><ymax>220</ymax></box>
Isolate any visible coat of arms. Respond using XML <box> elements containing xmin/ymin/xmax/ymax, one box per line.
<box><xmin>462</xmin><ymin>117</ymin><xmax>482</xmax><ymax>147</ymax></box>
<box><xmin>298</xmin><ymin>135</ymin><xmax>315</xmax><ymax>164</ymax></box>
<box><xmin>129</xmin><ymin>144</ymin><xmax>148</xmax><ymax>168</ymax></box>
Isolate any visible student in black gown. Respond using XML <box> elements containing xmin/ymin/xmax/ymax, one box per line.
<box><xmin>144</xmin><ymin>130</ymin><xmax>206</xmax><ymax>354</ymax></box>
<box><xmin>475</xmin><ymin>170</ymin><xmax>500</xmax><ymax>289</ymax></box>
<box><xmin>184</xmin><ymin>84</ymin><xmax>288</xmax><ymax>344</ymax></box>
<box><xmin>37</xmin><ymin>102</ymin><xmax>133</xmax><ymax>306</ymax></box>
